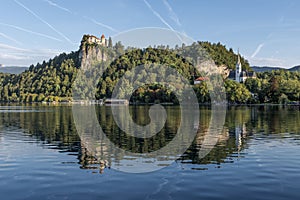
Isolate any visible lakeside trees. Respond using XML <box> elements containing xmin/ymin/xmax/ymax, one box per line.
<box><xmin>245</xmin><ymin>70</ymin><xmax>300</xmax><ymax>104</ymax></box>
<box><xmin>221</xmin><ymin>70</ymin><xmax>300</xmax><ymax>104</ymax></box>
<box><xmin>0</xmin><ymin>40</ymin><xmax>299</xmax><ymax>104</ymax></box>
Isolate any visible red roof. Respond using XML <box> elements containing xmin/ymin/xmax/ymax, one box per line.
<box><xmin>101</xmin><ymin>34</ymin><xmax>105</xmax><ymax>39</ymax></box>
<box><xmin>195</xmin><ymin>77</ymin><xmax>209</xmax><ymax>81</ymax></box>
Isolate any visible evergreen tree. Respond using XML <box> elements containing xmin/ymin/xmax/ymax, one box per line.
<box><xmin>108</xmin><ymin>37</ymin><xmax>113</xmax><ymax>48</ymax></box>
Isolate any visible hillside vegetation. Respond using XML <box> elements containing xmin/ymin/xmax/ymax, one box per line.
<box><xmin>1</xmin><ymin>36</ymin><xmax>298</xmax><ymax>104</ymax></box>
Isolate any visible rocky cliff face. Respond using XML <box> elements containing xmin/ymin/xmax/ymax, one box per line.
<box><xmin>79</xmin><ymin>35</ymin><xmax>107</xmax><ymax>70</ymax></box>
<box><xmin>196</xmin><ymin>59</ymin><xmax>230</xmax><ymax>79</ymax></box>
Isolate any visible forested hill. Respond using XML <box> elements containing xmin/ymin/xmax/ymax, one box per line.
<box><xmin>0</xmin><ymin>36</ymin><xmax>250</xmax><ymax>102</ymax></box>
<box><xmin>193</xmin><ymin>42</ymin><xmax>250</xmax><ymax>71</ymax></box>
<box><xmin>252</xmin><ymin>65</ymin><xmax>300</xmax><ymax>72</ymax></box>
<box><xmin>0</xmin><ymin>51</ymin><xmax>80</xmax><ymax>102</ymax></box>
<box><xmin>290</xmin><ymin>65</ymin><xmax>300</xmax><ymax>71</ymax></box>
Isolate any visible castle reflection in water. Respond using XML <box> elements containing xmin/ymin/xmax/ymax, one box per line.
<box><xmin>0</xmin><ymin>104</ymin><xmax>299</xmax><ymax>173</ymax></box>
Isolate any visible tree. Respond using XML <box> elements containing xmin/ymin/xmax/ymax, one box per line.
<box><xmin>225</xmin><ymin>79</ymin><xmax>251</xmax><ymax>103</ymax></box>
<box><xmin>193</xmin><ymin>82</ymin><xmax>210</xmax><ymax>103</ymax></box>
<box><xmin>268</xmin><ymin>75</ymin><xmax>281</xmax><ymax>103</ymax></box>
<box><xmin>108</xmin><ymin>37</ymin><xmax>113</xmax><ymax>48</ymax></box>
<box><xmin>11</xmin><ymin>93</ymin><xmax>18</xmax><ymax>102</ymax></box>
<box><xmin>114</xmin><ymin>41</ymin><xmax>124</xmax><ymax>56</ymax></box>
<box><xmin>245</xmin><ymin>78</ymin><xmax>261</xmax><ymax>94</ymax></box>
<box><xmin>37</xmin><ymin>93</ymin><xmax>45</xmax><ymax>102</ymax></box>
<box><xmin>2</xmin><ymin>85</ymin><xmax>9</xmax><ymax>101</ymax></box>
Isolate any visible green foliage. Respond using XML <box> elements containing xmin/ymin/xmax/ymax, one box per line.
<box><xmin>225</xmin><ymin>79</ymin><xmax>251</xmax><ymax>103</ymax></box>
<box><xmin>96</xmin><ymin>47</ymin><xmax>195</xmax><ymax>104</ymax></box>
<box><xmin>179</xmin><ymin>42</ymin><xmax>251</xmax><ymax>71</ymax></box>
<box><xmin>108</xmin><ymin>37</ymin><xmax>113</xmax><ymax>48</ymax></box>
<box><xmin>0</xmin><ymin>51</ymin><xmax>80</xmax><ymax>102</ymax></box>
<box><xmin>1</xmin><ymin>37</ymin><xmax>297</xmax><ymax>105</ymax></box>
<box><xmin>253</xmin><ymin>70</ymin><xmax>300</xmax><ymax>103</ymax></box>
<box><xmin>193</xmin><ymin>82</ymin><xmax>210</xmax><ymax>103</ymax></box>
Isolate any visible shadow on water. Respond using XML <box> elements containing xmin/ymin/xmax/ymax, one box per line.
<box><xmin>0</xmin><ymin>104</ymin><xmax>299</xmax><ymax>173</ymax></box>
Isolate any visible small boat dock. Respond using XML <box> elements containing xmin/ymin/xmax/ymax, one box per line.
<box><xmin>104</xmin><ymin>99</ymin><xmax>129</xmax><ymax>105</ymax></box>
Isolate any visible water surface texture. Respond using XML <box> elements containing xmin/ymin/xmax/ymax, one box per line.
<box><xmin>0</xmin><ymin>105</ymin><xmax>300</xmax><ymax>200</ymax></box>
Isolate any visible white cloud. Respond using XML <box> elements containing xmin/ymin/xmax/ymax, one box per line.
<box><xmin>247</xmin><ymin>56</ymin><xmax>286</xmax><ymax>67</ymax></box>
<box><xmin>0</xmin><ymin>42</ymin><xmax>63</xmax><ymax>66</ymax></box>
<box><xmin>0</xmin><ymin>53</ymin><xmax>29</xmax><ymax>60</ymax></box>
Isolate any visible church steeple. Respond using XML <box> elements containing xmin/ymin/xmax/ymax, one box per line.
<box><xmin>237</xmin><ymin>49</ymin><xmax>241</xmax><ymax>65</ymax></box>
<box><xmin>235</xmin><ymin>49</ymin><xmax>242</xmax><ymax>82</ymax></box>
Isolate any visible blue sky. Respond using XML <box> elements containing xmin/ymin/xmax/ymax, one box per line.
<box><xmin>0</xmin><ymin>0</ymin><xmax>299</xmax><ymax>68</ymax></box>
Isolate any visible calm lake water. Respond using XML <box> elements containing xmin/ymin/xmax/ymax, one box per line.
<box><xmin>0</xmin><ymin>105</ymin><xmax>300</xmax><ymax>200</ymax></box>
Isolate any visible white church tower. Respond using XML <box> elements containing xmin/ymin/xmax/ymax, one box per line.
<box><xmin>235</xmin><ymin>50</ymin><xmax>242</xmax><ymax>82</ymax></box>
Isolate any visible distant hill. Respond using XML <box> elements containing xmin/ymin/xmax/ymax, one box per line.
<box><xmin>289</xmin><ymin>65</ymin><xmax>300</xmax><ymax>72</ymax></box>
<box><xmin>251</xmin><ymin>66</ymin><xmax>300</xmax><ymax>72</ymax></box>
<box><xmin>0</xmin><ymin>66</ymin><xmax>28</xmax><ymax>74</ymax></box>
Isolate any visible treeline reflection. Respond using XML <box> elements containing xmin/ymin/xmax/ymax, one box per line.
<box><xmin>0</xmin><ymin>105</ymin><xmax>299</xmax><ymax>172</ymax></box>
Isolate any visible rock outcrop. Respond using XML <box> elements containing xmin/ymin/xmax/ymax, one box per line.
<box><xmin>79</xmin><ymin>35</ymin><xmax>108</xmax><ymax>70</ymax></box>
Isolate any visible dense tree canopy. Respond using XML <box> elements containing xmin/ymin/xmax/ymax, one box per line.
<box><xmin>0</xmin><ymin>51</ymin><xmax>80</xmax><ymax>102</ymax></box>
<box><xmin>245</xmin><ymin>70</ymin><xmax>300</xmax><ymax>104</ymax></box>
<box><xmin>0</xmin><ymin>38</ymin><xmax>298</xmax><ymax>104</ymax></box>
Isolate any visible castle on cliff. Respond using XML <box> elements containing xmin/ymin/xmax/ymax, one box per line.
<box><xmin>85</xmin><ymin>34</ymin><xmax>108</xmax><ymax>46</ymax></box>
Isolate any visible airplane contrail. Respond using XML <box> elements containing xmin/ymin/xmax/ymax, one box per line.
<box><xmin>84</xmin><ymin>16</ymin><xmax>118</xmax><ymax>33</ymax></box>
<box><xmin>0</xmin><ymin>43</ymin><xmax>60</xmax><ymax>55</ymax></box>
<box><xmin>0</xmin><ymin>32</ymin><xmax>22</xmax><ymax>45</ymax></box>
<box><xmin>162</xmin><ymin>0</ymin><xmax>181</xmax><ymax>27</ymax></box>
<box><xmin>0</xmin><ymin>42</ymin><xmax>30</xmax><ymax>52</ymax></box>
<box><xmin>143</xmin><ymin>0</ymin><xmax>183</xmax><ymax>43</ymax></box>
<box><xmin>44</xmin><ymin>0</ymin><xmax>72</xmax><ymax>13</ymax></box>
<box><xmin>0</xmin><ymin>22</ymin><xmax>62</xmax><ymax>42</ymax></box>
<box><xmin>43</xmin><ymin>0</ymin><xmax>118</xmax><ymax>34</ymax></box>
<box><xmin>143</xmin><ymin>0</ymin><xmax>175</xmax><ymax>31</ymax></box>
<box><xmin>251</xmin><ymin>43</ymin><xmax>264</xmax><ymax>58</ymax></box>
<box><xmin>14</xmin><ymin>0</ymin><xmax>76</xmax><ymax>45</ymax></box>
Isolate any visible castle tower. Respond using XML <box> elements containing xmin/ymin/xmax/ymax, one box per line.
<box><xmin>235</xmin><ymin>50</ymin><xmax>242</xmax><ymax>82</ymax></box>
<box><xmin>101</xmin><ymin>34</ymin><xmax>106</xmax><ymax>45</ymax></box>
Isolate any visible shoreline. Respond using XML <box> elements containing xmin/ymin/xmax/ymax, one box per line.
<box><xmin>0</xmin><ymin>101</ymin><xmax>299</xmax><ymax>106</ymax></box>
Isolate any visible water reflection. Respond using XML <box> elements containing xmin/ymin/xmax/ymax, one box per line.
<box><xmin>0</xmin><ymin>105</ymin><xmax>299</xmax><ymax>173</ymax></box>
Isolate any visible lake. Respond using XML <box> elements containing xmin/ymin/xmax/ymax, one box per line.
<box><xmin>0</xmin><ymin>105</ymin><xmax>300</xmax><ymax>200</ymax></box>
